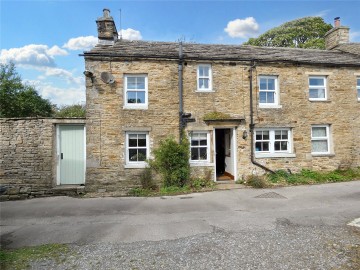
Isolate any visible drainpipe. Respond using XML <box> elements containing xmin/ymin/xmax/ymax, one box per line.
<box><xmin>249</xmin><ymin>60</ymin><xmax>274</xmax><ymax>174</ymax></box>
<box><xmin>178</xmin><ymin>42</ymin><xmax>184</xmax><ymax>141</ymax></box>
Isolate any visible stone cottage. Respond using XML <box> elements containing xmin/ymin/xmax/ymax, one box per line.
<box><xmin>80</xmin><ymin>9</ymin><xmax>360</xmax><ymax>192</ymax></box>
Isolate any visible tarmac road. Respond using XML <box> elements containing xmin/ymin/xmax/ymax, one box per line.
<box><xmin>1</xmin><ymin>181</ymin><xmax>360</xmax><ymax>269</ymax></box>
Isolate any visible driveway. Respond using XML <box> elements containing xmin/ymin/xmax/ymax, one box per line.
<box><xmin>1</xmin><ymin>181</ymin><xmax>360</xmax><ymax>269</ymax></box>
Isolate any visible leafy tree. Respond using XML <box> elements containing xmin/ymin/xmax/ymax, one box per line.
<box><xmin>0</xmin><ymin>63</ymin><xmax>53</xmax><ymax>117</ymax></box>
<box><xmin>244</xmin><ymin>17</ymin><xmax>332</xmax><ymax>49</ymax></box>
<box><xmin>54</xmin><ymin>104</ymin><xmax>86</xmax><ymax>118</ymax></box>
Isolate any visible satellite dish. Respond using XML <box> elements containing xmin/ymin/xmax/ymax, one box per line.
<box><xmin>100</xmin><ymin>72</ymin><xmax>115</xmax><ymax>84</ymax></box>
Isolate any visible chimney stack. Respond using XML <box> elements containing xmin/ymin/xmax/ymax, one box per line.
<box><xmin>324</xmin><ymin>17</ymin><xmax>350</xmax><ymax>50</ymax></box>
<box><xmin>334</xmin><ymin>17</ymin><xmax>341</xmax><ymax>27</ymax></box>
<box><xmin>96</xmin><ymin>8</ymin><xmax>118</xmax><ymax>45</ymax></box>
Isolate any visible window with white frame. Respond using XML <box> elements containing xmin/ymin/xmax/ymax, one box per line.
<box><xmin>126</xmin><ymin>132</ymin><xmax>149</xmax><ymax>165</ymax></box>
<box><xmin>190</xmin><ymin>132</ymin><xmax>210</xmax><ymax>162</ymax></box>
<box><xmin>357</xmin><ymin>77</ymin><xmax>360</xmax><ymax>100</ymax></box>
<box><xmin>259</xmin><ymin>76</ymin><xmax>279</xmax><ymax>106</ymax></box>
<box><xmin>197</xmin><ymin>64</ymin><xmax>212</xmax><ymax>91</ymax></box>
<box><xmin>255</xmin><ymin>128</ymin><xmax>292</xmax><ymax>155</ymax></box>
<box><xmin>311</xmin><ymin>125</ymin><xmax>330</xmax><ymax>154</ymax></box>
<box><xmin>124</xmin><ymin>75</ymin><xmax>148</xmax><ymax>108</ymax></box>
<box><xmin>309</xmin><ymin>76</ymin><xmax>327</xmax><ymax>101</ymax></box>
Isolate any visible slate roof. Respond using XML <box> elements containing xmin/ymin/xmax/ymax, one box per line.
<box><xmin>84</xmin><ymin>40</ymin><xmax>360</xmax><ymax>67</ymax></box>
<box><xmin>334</xmin><ymin>43</ymin><xmax>360</xmax><ymax>56</ymax></box>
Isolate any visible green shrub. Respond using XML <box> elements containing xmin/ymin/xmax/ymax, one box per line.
<box><xmin>268</xmin><ymin>170</ymin><xmax>289</xmax><ymax>183</ymax></box>
<box><xmin>140</xmin><ymin>167</ymin><xmax>157</xmax><ymax>190</ymax></box>
<box><xmin>246</xmin><ymin>175</ymin><xmax>268</xmax><ymax>188</ymax></box>
<box><xmin>190</xmin><ymin>177</ymin><xmax>214</xmax><ymax>190</ymax></box>
<box><xmin>149</xmin><ymin>135</ymin><xmax>190</xmax><ymax>187</ymax></box>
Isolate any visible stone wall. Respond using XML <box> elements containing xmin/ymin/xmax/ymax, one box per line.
<box><xmin>85</xmin><ymin>56</ymin><xmax>360</xmax><ymax>190</ymax></box>
<box><xmin>0</xmin><ymin>118</ymin><xmax>86</xmax><ymax>199</ymax></box>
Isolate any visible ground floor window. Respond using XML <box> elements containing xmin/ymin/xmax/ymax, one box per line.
<box><xmin>126</xmin><ymin>132</ymin><xmax>149</xmax><ymax>166</ymax></box>
<box><xmin>190</xmin><ymin>132</ymin><xmax>210</xmax><ymax>163</ymax></box>
<box><xmin>311</xmin><ymin>125</ymin><xmax>330</xmax><ymax>155</ymax></box>
<box><xmin>255</xmin><ymin>128</ymin><xmax>292</xmax><ymax>157</ymax></box>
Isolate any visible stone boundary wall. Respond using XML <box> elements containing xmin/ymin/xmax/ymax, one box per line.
<box><xmin>0</xmin><ymin>118</ymin><xmax>85</xmax><ymax>200</ymax></box>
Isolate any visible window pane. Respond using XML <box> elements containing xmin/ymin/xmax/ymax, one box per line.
<box><xmin>191</xmin><ymin>139</ymin><xmax>199</xmax><ymax>146</ymax></box>
<box><xmin>199</xmin><ymin>66</ymin><xmax>209</xmax><ymax>77</ymax></box>
<box><xmin>136</xmin><ymin>77</ymin><xmax>145</xmax><ymax>89</ymax></box>
<box><xmin>312</xmin><ymin>127</ymin><xmax>327</xmax><ymax>137</ymax></box>
<box><xmin>199</xmin><ymin>148</ymin><xmax>207</xmax><ymax>160</ymax></box>
<box><xmin>199</xmin><ymin>78</ymin><xmax>209</xmax><ymax>89</ymax></box>
<box><xmin>267</xmin><ymin>79</ymin><xmax>275</xmax><ymax>90</ymax></box>
<box><xmin>138</xmin><ymin>134</ymin><xmax>146</xmax><ymax>147</ymax></box>
<box><xmin>309</xmin><ymin>78</ymin><xmax>324</xmax><ymax>86</ymax></box>
<box><xmin>129</xmin><ymin>135</ymin><xmax>137</xmax><ymax>147</ymax></box>
<box><xmin>136</xmin><ymin>91</ymin><xmax>145</xmax><ymax>103</ymax></box>
<box><xmin>260</xmin><ymin>78</ymin><xmax>267</xmax><ymax>90</ymax></box>
<box><xmin>309</xmin><ymin>89</ymin><xmax>325</xmax><ymax>99</ymax></box>
<box><xmin>127</xmin><ymin>77</ymin><xmax>136</xmax><ymax>89</ymax></box>
<box><xmin>266</xmin><ymin>92</ymin><xmax>274</xmax><ymax>103</ymax></box>
<box><xmin>127</xmin><ymin>91</ymin><xmax>137</xmax><ymax>103</ymax></box>
<box><xmin>129</xmin><ymin>149</ymin><xmax>138</xmax><ymax>161</ymax></box>
<box><xmin>137</xmin><ymin>149</ymin><xmax>147</xmax><ymax>161</ymax></box>
<box><xmin>262</xmin><ymin>131</ymin><xmax>269</xmax><ymax>140</ymax></box>
<box><xmin>259</xmin><ymin>92</ymin><xmax>267</xmax><ymax>103</ymax></box>
<box><xmin>358</xmin><ymin>89</ymin><xmax>360</xmax><ymax>99</ymax></box>
<box><xmin>275</xmin><ymin>130</ymin><xmax>281</xmax><ymax>140</ymax></box>
<box><xmin>281</xmin><ymin>141</ymin><xmax>288</xmax><ymax>150</ymax></box>
<box><xmin>191</xmin><ymin>148</ymin><xmax>199</xmax><ymax>160</ymax></box>
<box><xmin>255</xmin><ymin>142</ymin><xmax>269</xmax><ymax>152</ymax></box>
<box><xmin>256</xmin><ymin>132</ymin><xmax>262</xmax><ymax>140</ymax></box>
<box><xmin>312</xmin><ymin>140</ymin><xmax>328</xmax><ymax>152</ymax></box>
<box><xmin>199</xmin><ymin>138</ymin><xmax>207</xmax><ymax>146</ymax></box>
<box><xmin>357</xmin><ymin>78</ymin><xmax>360</xmax><ymax>86</ymax></box>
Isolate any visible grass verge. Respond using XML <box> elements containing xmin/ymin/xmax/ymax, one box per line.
<box><xmin>0</xmin><ymin>244</ymin><xmax>70</xmax><ymax>270</ymax></box>
<box><xmin>128</xmin><ymin>177</ymin><xmax>216</xmax><ymax>197</ymax></box>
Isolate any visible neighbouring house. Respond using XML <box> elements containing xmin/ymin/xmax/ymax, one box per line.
<box><xmin>80</xmin><ymin>9</ymin><xmax>360</xmax><ymax>192</ymax></box>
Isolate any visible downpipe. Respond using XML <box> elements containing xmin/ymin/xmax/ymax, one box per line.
<box><xmin>249</xmin><ymin>61</ymin><xmax>274</xmax><ymax>174</ymax></box>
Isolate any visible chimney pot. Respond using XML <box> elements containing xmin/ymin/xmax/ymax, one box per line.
<box><xmin>103</xmin><ymin>8</ymin><xmax>110</xmax><ymax>18</ymax></box>
<box><xmin>334</xmin><ymin>17</ymin><xmax>341</xmax><ymax>27</ymax></box>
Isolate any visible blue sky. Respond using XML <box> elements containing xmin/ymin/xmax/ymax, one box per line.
<box><xmin>1</xmin><ymin>0</ymin><xmax>360</xmax><ymax>105</ymax></box>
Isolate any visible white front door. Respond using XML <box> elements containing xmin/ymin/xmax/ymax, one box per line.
<box><xmin>57</xmin><ymin>125</ymin><xmax>85</xmax><ymax>185</ymax></box>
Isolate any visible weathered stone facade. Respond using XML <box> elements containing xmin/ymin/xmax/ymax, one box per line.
<box><xmin>84</xmin><ymin>55</ymin><xmax>360</xmax><ymax>191</ymax></box>
<box><xmin>0</xmin><ymin>118</ymin><xmax>85</xmax><ymax>199</ymax></box>
<box><xmin>82</xmin><ymin>10</ymin><xmax>360</xmax><ymax>191</ymax></box>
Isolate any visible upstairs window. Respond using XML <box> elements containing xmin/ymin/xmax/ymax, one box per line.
<box><xmin>309</xmin><ymin>76</ymin><xmax>327</xmax><ymax>101</ymax></box>
<box><xmin>197</xmin><ymin>64</ymin><xmax>212</xmax><ymax>91</ymax></box>
<box><xmin>259</xmin><ymin>76</ymin><xmax>279</xmax><ymax>107</ymax></box>
<box><xmin>357</xmin><ymin>77</ymin><xmax>360</xmax><ymax>100</ymax></box>
<box><xmin>124</xmin><ymin>75</ymin><xmax>148</xmax><ymax>109</ymax></box>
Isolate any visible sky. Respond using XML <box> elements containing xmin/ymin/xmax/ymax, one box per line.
<box><xmin>1</xmin><ymin>0</ymin><xmax>360</xmax><ymax>106</ymax></box>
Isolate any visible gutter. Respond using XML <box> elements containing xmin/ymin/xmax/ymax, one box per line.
<box><xmin>248</xmin><ymin>60</ymin><xmax>274</xmax><ymax>174</ymax></box>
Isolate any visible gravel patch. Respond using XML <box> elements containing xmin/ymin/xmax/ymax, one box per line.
<box><xmin>26</xmin><ymin>222</ymin><xmax>360</xmax><ymax>270</ymax></box>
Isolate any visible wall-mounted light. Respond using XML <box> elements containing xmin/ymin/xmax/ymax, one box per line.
<box><xmin>242</xmin><ymin>130</ymin><xmax>248</xmax><ymax>140</ymax></box>
<box><xmin>83</xmin><ymin>70</ymin><xmax>95</xmax><ymax>83</ymax></box>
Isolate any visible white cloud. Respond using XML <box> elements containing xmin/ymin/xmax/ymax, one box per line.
<box><xmin>350</xmin><ymin>31</ymin><xmax>360</xmax><ymax>42</ymax></box>
<box><xmin>63</xmin><ymin>36</ymin><xmax>98</xmax><ymax>50</ymax></box>
<box><xmin>0</xmin><ymin>44</ymin><xmax>68</xmax><ymax>67</ymax></box>
<box><xmin>26</xmin><ymin>79</ymin><xmax>85</xmax><ymax>106</ymax></box>
<box><xmin>119</xmin><ymin>28</ymin><xmax>142</xmax><ymax>40</ymax></box>
<box><xmin>224</xmin><ymin>17</ymin><xmax>259</xmax><ymax>39</ymax></box>
<box><xmin>313</xmin><ymin>9</ymin><xmax>331</xmax><ymax>17</ymax></box>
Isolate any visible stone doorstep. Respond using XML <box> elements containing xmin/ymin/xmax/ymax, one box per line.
<box><xmin>52</xmin><ymin>185</ymin><xmax>86</xmax><ymax>195</ymax></box>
